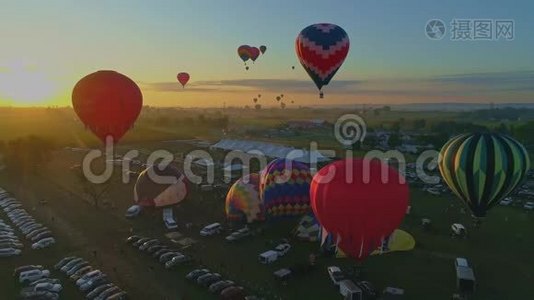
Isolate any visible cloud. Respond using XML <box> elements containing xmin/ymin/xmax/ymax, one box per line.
<box><xmin>141</xmin><ymin>70</ymin><xmax>534</xmax><ymax>100</ymax></box>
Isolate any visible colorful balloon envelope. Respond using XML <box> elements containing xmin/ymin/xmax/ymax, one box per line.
<box><xmin>237</xmin><ymin>45</ymin><xmax>251</xmax><ymax>63</ymax></box>
<box><xmin>72</xmin><ymin>70</ymin><xmax>142</xmax><ymax>143</ymax></box>
<box><xmin>249</xmin><ymin>47</ymin><xmax>260</xmax><ymax>62</ymax></box>
<box><xmin>439</xmin><ymin>132</ymin><xmax>530</xmax><ymax>218</ymax></box>
<box><xmin>225</xmin><ymin>173</ymin><xmax>264</xmax><ymax>223</ymax></box>
<box><xmin>259</xmin><ymin>45</ymin><xmax>267</xmax><ymax>54</ymax></box>
<box><xmin>134</xmin><ymin>164</ymin><xmax>188</xmax><ymax>208</ymax></box>
<box><xmin>259</xmin><ymin>158</ymin><xmax>312</xmax><ymax>218</ymax></box>
<box><xmin>177</xmin><ymin>72</ymin><xmax>190</xmax><ymax>88</ymax></box>
<box><xmin>295</xmin><ymin>23</ymin><xmax>350</xmax><ymax>97</ymax></box>
<box><xmin>310</xmin><ymin>159</ymin><xmax>409</xmax><ymax>262</ymax></box>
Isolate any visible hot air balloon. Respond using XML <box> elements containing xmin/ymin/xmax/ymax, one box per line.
<box><xmin>280</xmin><ymin>102</ymin><xmax>286</xmax><ymax>109</ymax></box>
<box><xmin>310</xmin><ymin>158</ymin><xmax>409</xmax><ymax>261</ymax></box>
<box><xmin>280</xmin><ymin>94</ymin><xmax>284</xmax><ymax>98</ymax></box>
<box><xmin>439</xmin><ymin>132</ymin><xmax>530</xmax><ymax>218</ymax></box>
<box><xmin>177</xmin><ymin>72</ymin><xmax>190</xmax><ymax>88</ymax></box>
<box><xmin>296</xmin><ymin>23</ymin><xmax>350</xmax><ymax>98</ymax></box>
<box><xmin>134</xmin><ymin>164</ymin><xmax>188</xmax><ymax>209</ymax></box>
<box><xmin>238</xmin><ymin>45</ymin><xmax>251</xmax><ymax>64</ymax></box>
<box><xmin>291</xmin><ymin>100</ymin><xmax>295</xmax><ymax>104</ymax></box>
<box><xmin>258</xmin><ymin>94</ymin><xmax>261</xmax><ymax>98</ymax></box>
<box><xmin>292</xmin><ymin>66</ymin><xmax>295</xmax><ymax>70</ymax></box>
<box><xmin>72</xmin><ymin>70</ymin><xmax>142</xmax><ymax>143</ymax></box>
<box><xmin>253</xmin><ymin>98</ymin><xmax>258</xmax><ymax>103</ymax></box>
<box><xmin>225</xmin><ymin>174</ymin><xmax>264</xmax><ymax>223</ymax></box>
<box><xmin>276</xmin><ymin>96</ymin><xmax>281</xmax><ymax>101</ymax></box>
<box><xmin>259</xmin><ymin>158</ymin><xmax>312</xmax><ymax>218</ymax></box>
<box><xmin>249</xmin><ymin>47</ymin><xmax>260</xmax><ymax>63</ymax></box>
<box><xmin>259</xmin><ymin>45</ymin><xmax>267</xmax><ymax>54</ymax></box>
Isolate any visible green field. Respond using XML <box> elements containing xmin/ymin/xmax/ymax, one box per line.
<box><xmin>1</xmin><ymin>107</ymin><xmax>534</xmax><ymax>300</ymax></box>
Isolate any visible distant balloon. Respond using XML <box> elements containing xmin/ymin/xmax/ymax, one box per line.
<box><xmin>280</xmin><ymin>102</ymin><xmax>286</xmax><ymax>109</ymax></box>
<box><xmin>72</xmin><ymin>70</ymin><xmax>142</xmax><ymax>143</ymax></box>
<box><xmin>258</xmin><ymin>94</ymin><xmax>261</xmax><ymax>98</ymax></box>
<box><xmin>177</xmin><ymin>72</ymin><xmax>190</xmax><ymax>88</ymax></box>
<box><xmin>276</xmin><ymin>96</ymin><xmax>281</xmax><ymax>101</ymax></box>
<box><xmin>249</xmin><ymin>47</ymin><xmax>260</xmax><ymax>62</ymax></box>
<box><xmin>291</xmin><ymin>100</ymin><xmax>294</xmax><ymax>104</ymax></box>
<box><xmin>292</xmin><ymin>66</ymin><xmax>295</xmax><ymax>70</ymax></box>
<box><xmin>259</xmin><ymin>45</ymin><xmax>267</xmax><ymax>54</ymax></box>
<box><xmin>253</xmin><ymin>98</ymin><xmax>258</xmax><ymax>103</ymax></box>
<box><xmin>296</xmin><ymin>23</ymin><xmax>350</xmax><ymax>98</ymax></box>
<box><xmin>238</xmin><ymin>45</ymin><xmax>251</xmax><ymax>63</ymax></box>
<box><xmin>281</xmin><ymin>94</ymin><xmax>284</xmax><ymax>98</ymax></box>
<box><xmin>439</xmin><ymin>133</ymin><xmax>530</xmax><ymax>218</ymax></box>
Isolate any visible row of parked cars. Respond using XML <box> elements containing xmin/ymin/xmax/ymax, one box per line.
<box><xmin>55</xmin><ymin>256</ymin><xmax>128</xmax><ymax>299</ymax></box>
<box><xmin>14</xmin><ymin>264</ymin><xmax>62</xmax><ymax>299</ymax></box>
<box><xmin>186</xmin><ymin>268</ymin><xmax>260</xmax><ymax>299</ymax></box>
<box><xmin>126</xmin><ymin>235</ymin><xmax>192</xmax><ymax>269</ymax></box>
<box><xmin>0</xmin><ymin>189</ymin><xmax>56</xmax><ymax>250</ymax></box>
<box><xmin>1</xmin><ymin>215</ymin><xmax>23</xmax><ymax>257</ymax></box>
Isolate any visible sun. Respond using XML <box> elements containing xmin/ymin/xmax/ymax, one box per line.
<box><xmin>0</xmin><ymin>65</ymin><xmax>57</xmax><ymax>105</ymax></box>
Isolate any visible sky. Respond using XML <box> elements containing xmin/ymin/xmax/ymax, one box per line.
<box><xmin>0</xmin><ymin>0</ymin><xmax>533</xmax><ymax>107</ymax></box>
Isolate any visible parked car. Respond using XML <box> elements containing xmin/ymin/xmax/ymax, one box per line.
<box><xmin>80</xmin><ymin>274</ymin><xmax>109</xmax><ymax>292</ymax></box>
<box><xmin>186</xmin><ymin>269</ymin><xmax>210</xmax><ymax>281</ymax></box>
<box><xmin>19</xmin><ymin>290</ymin><xmax>59</xmax><ymax>300</ymax></box>
<box><xmin>274</xmin><ymin>243</ymin><xmax>291</xmax><ymax>256</ymax></box>
<box><xmin>147</xmin><ymin>244</ymin><xmax>167</xmax><ymax>254</ymax></box>
<box><xmin>358</xmin><ymin>281</ymin><xmax>378</xmax><ymax>299</ymax></box>
<box><xmin>220</xmin><ymin>286</ymin><xmax>245</xmax><ymax>299</ymax></box>
<box><xmin>76</xmin><ymin>270</ymin><xmax>102</xmax><ymax>286</ymax></box>
<box><xmin>164</xmin><ymin>254</ymin><xmax>191</xmax><ymax>269</ymax></box>
<box><xmin>125</xmin><ymin>205</ymin><xmax>142</xmax><ymax>218</ymax></box>
<box><xmin>31</xmin><ymin>231</ymin><xmax>53</xmax><ymax>242</ymax></box>
<box><xmin>94</xmin><ymin>286</ymin><xmax>121</xmax><ymax>300</ymax></box>
<box><xmin>159</xmin><ymin>252</ymin><xmax>182</xmax><ymax>264</ymax></box>
<box><xmin>29</xmin><ymin>278</ymin><xmax>61</xmax><ymax>286</ymax></box>
<box><xmin>106</xmin><ymin>291</ymin><xmax>128</xmax><ymax>300</ymax></box>
<box><xmin>19</xmin><ymin>269</ymin><xmax>50</xmax><ymax>284</ymax></box>
<box><xmin>499</xmin><ymin>197</ymin><xmax>513</xmax><ymax>206</ymax></box>
<box><xmin>455</xmin><ymin>257</ymin><xmax>469</xmax><ymax>268</ymax></box>
<box><xmin>225</xmin><ymin>227</ymin><xmax>252</xmax><ymax>242</ymax></box>
<box><xmin>200</xmin><ymin>223</ymin><xmax>222</xmax><ymax>236</ymax></box>
<box><xmin>32</xmin><ymin>237</ymin><xmax>56</xmax><ymax>249</ymax></box>
<box><xmin>139</xmin><ymin>239</ymin><xmax>160</xmax><ymax>251</ymax></box>
<box><xmin>197</xmin><ymin>273</ymin><xmax>222</xmax><ymax>287</ymax></box>
<box><xmin>55</xmin><ymin>256</ymin><xmax>77</xmax><ymax>270</ymax></box>
<box><xmin>66</xmin><ymin>261</ymin><xmax>89</xmax><ymax>276</ymax></box>
<box><xmin>13</xmin><ymin>265</ymin><xmax>44</xmax><ymax>277</ymax></box>
<box><xmin>125</xmin><ymin>235</ymin><xmax>142</xmax><ymax>244</ymax></box>
<box><xmin>0</xmin><ymin>247</ymin><xmax>21</xmax><ymax>257</ymax></box>
<box><xmin>524</xmin><ymin>201</ymin><xmax>534</xmax><ymax>210</ymax></box>
<box><xmin>70</xmin><ymin>266</ymin><xmax>93</xmax><ymax>281</ymax></box>
<box><xmin>86</xmin><ymin>283</ymin><xmax>114</xmax><ymax>299</ymax></box>
<box><xmin>0</xmin><ymin>241</ymin><xmax>23</xmax><ymax>249</ymax></box>
<box><xmin>327</xmin><ymin>266</ymin><xmax>345</xmax><ymax>285</ymax></box>
<box><xmin>34</xmin><ymin>282</ymin><xmax>63</xmax><ymax>293</ymax></box>
<box><xmin>152</xmin><ymin>247</ymin><xmax>172</xmax><ymax>258</ymax></box>
<box><xmin>27</xmin><ymin>227</ymin><xmax>50</xmax><ymax>239</ymax></box>
<box><xmin>209</xmin><ymin>280</ymin><xmax>235</xmax><ymax>294</ymax></box>
<box><xmin>133</xmin><ymin>238</ymin><xmax>151</xmax><ymax>247</ymax></box>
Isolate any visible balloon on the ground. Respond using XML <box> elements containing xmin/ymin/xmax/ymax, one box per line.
<box><xmin>225</xmin><ymin>173</ymin><xmax>264</xmax><ymax>223</ymax></box>
<box><xmin>177</xmin><ymin>72</ymin><xmax>190</xmax><ymax>88</ymax></box>
<box><xmin>310</xmin><ymin>158</ymin><xmax>409</xmax><ymax>261</ymax></box>
<box><xmin>72</xmin><ymin>70</ymin><xmax>142</xmax><ymax>143</ymax></box>
<box><xmin>259</xmin><ymin>158</ymin><xmax>312</xmax><ymax>218</ymax></box>
<box><xmin>134</xmin><ymin>164</ymin><xmax>188</xmax><ymax>208</ymax></box>
<box><xmin>439</xmin><ymin>132</ymin><xmax>530</xmax><ymax>218</ymax></box>
<box><xmin>295</xmin><ymin>23</ymin><xmax>350</xmax><ymax>97</ymax></box>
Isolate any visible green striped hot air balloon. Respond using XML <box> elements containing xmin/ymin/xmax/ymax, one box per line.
<box><xmin>439</xmin><ymin>132</ymin><xmax>530</xmax><ymax>218</ymax></box>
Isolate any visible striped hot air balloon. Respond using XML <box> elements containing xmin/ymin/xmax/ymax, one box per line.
<box><xmin>225</xmin><ymin>173</ymin><xmax>264</xmax><ymax>223</ymax></box>
<box><xmin>259</xmin><ymin>159</ymin><xmax>312</xmax><ymax>218</ymax></box>
<box><xmin>439</xmin><ymin>132</ymin><xmax>530</xmax><ymax>218</ymax></box>
<box><xmin>295</xmin><ymin>23</ymin><xmax>350</xmax><ymax>98</ymax></box>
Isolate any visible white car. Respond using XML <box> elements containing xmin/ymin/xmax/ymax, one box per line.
<box><xmin>500</xmin><ymin>197</ymin><xmax>513</xmax><ymax>206</ymax></box>
<box><xmin>274</xmin><ymin>243</ymin><xmax>291</xmax><ymax>256</ymax></box>
<box><xmin>34</xmin><ymin>282</ymin><xmax>63</xmax><ymax>293</ymax></box>
<box><xmin>455</xmin><ymin>257</ymin><xmax>469</xmax><ymax>268</ymax></box>
<box><xmin>0</xmin><ymin>248</ymin><xmax>21</xmax><ymax>257</ymax></box>
<box><xmin>200</xmin><ymin>223</ymin><xmax>222</xmax><ymax>236</ymax></box>
<box><xmin>524</xmin><ymin>202</ymin><xmax>534</xmax><ymax>210</ymax></box>
<box><xmin>19</xmin><ymin>269</ymin><xmax>50</xmax><ymax>284</ymax></box>
<box><xmin>327</xmin><ymin>266</ymin><xmax>345</xmax><ymax>285</ymax></box>
<box><xmin>32</xmin><ymin>237</ymin><xmax>56</xmax><ymax>249</ymax></box>
<box><xmin>76</xmin><ymin>270</ymin><xmax>102</xmax><ymax>286</ymax></box>
<box><xmin>125</xmin><ymin>205</ymin><xmax>142</xmax><ymax>218</ymax></box>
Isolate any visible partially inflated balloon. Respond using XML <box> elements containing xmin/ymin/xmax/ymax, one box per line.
<box><xmin>225</xmin><ymin>174</ymin><xmax>264</xmax><ymax>223</ymax></box>
<box><xmin>72</xmin><ymin>70</ymin><xmax>142</xmax><ymax>143</ymax></box>
<box><xmin>310</xmin><ymin>159</ymin><xmax>409</xmax><ymax>262</ymax></box>
<box><xmin>439</xmin><ymin>133</ymin><xmax>530</xmax><ymax>218</ymax></box>
<box><xmin>177</xmin><ymin>72</ymin><xmax>190</xmax><ymax>88</ymax></box>
<box><xmin>296</xmin><ymin>23</ymin><xmax>350</xmax><ymax>97</ymax></box>
<box><xmin>134</xmin><ymin>164</ymin><xmax>188</xmax><ymax>208</ymax></box>
<box><xmin>249</xmin><ymin>47</ymin><xmax>260</xmax><ymax>62</ymax></box>
<box><xmin>259</xmin><ymin>45</ymin><xmax>267</xmax><ymax>54</ymax></box>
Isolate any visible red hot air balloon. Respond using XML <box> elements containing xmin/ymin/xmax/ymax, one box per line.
<box><xmin>177</xmin><ymin>72</ymin><xmax>190</xmax><ymax>88</ymax></box>
<box><xmin>72</xmin><ymin>70</ymin><xmax>142</xmax><ymax>144</ymax></box>
<box><xmin>249</xmin><ymin>47</ymin><xmax>261</xmax><ymax>62</ymax></box>
<box><xmin>310</xmin><ymin>158</ymin><xmax>409</xmax><ymax>262</ymax></box>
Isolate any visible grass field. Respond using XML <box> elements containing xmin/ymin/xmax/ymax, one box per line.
<box><xmin>1</xmin><ymin>107</ymin><xmax>534</xmax><ymax>300</ymax></box>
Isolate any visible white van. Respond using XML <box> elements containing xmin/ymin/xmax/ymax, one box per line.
<box><xmin>258</xmin><ymin>250</ymin><xmax>278</xmax><ymax>264</ymax></box>
<box><xmin>19</xmin><ymin>269</ymin><xmax>50</xmax><ymax>284</ymax></box>
<box><xmin>200</xmin><ymin>223</ymin><xmax>221</xmax><ymax>236</ymax></box>
<box><xmin>339</xmin><ymin>280</ymin><xmax>363</xmax><ymax>300</ymax></box>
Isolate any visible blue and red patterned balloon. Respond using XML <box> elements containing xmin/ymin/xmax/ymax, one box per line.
<box><xmin>295</xmin><ymin>23</ymin><xmax>350</xmax><ymax>97</ymax></box>
<box><xmin>259</xmin><ymin>158</ymin><xmax>312</xmax><ymax>218</ymax></box>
